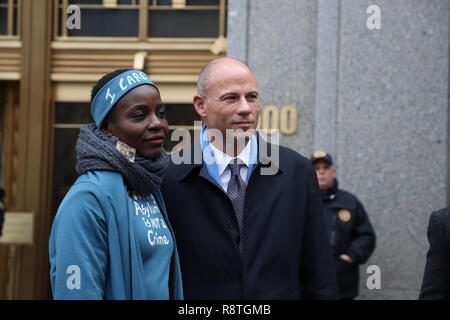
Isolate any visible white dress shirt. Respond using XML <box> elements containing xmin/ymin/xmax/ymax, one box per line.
<box><xmin>209</xmin><ymin>139</ymin><xmax>253</xmax><ymax>193</ymax></box>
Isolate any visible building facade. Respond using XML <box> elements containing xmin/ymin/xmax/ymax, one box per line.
<box><xmin>0</xmin><ymin>0</ymin><xmax>226</xmax><ymax>299</ymax></box>
<box><xmin>228</xmin><ymin>0</ymin><xmax>449</xmax><ymax>299</ymax></box>
<box><xmin>0</xmin><ymin>0</ymin><xmax>448</xmax><ymax>300</ymax></box>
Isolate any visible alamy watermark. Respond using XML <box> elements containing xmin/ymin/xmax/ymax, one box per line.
<box><xmin>366</xmin><ymin>265</ymin><xmax>381</xmax><ymax>290</ymax></box>
<box><xmin>65</xmin><ymin>5</ymin><xmax>382</xmax><ymax>33</ymax></box>
<box><xmin>367</xmin><ymin>5</ymin><xmax>382</xmax><ymax>30</ymax></box>
<box><xmin>67</xmin><ymin>5</ymin><xmax>81</xmax><ymax>31</ymax></box>
<box><xmin>170</xmin><ymin>121</ymin><xmax>280</xmax><ymax>176</ymax></box>
<box><xmin>66</xmin><ymin>265</ymin><xmax>81</xmax><ymax>290</ymax></box>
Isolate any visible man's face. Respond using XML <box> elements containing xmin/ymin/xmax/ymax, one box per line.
<box><xmin>314</xmin><ymin>160</ymin><xmax>336</xmax><ymax>191</ymax></box>
<box><xmin>194</xmin><ymin>62</ymin><xmax>260</xmax><ymax>147</ymax></box>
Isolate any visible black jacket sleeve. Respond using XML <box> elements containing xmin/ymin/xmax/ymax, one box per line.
<box><xmin>419</xmin><ymin>209</ymin><xmax>450</xmax><ymax>300</ymax></box>
<box><xmin>300</xmin><ymin>164</ymin><xmax>339</xmax><ymax>299</ymax></box>
<box><xmin>347</xmin><ymin>200</ymin><xmax>376</xmax><ymax>264</ymax></box>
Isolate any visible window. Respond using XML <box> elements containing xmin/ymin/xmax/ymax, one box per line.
<box><xmin>55</xmin><ymin>0</ymin><xmax>140</xmax><ymax>38</ymax></box>
<box><xmin>148</xmin><ymin>0</ymin><xmax>224</xmax><ymax>38</ymax></box>
<box><xmin>54</xmin><ymin>0</ymin><xmax>227</xmax><ymax>40</ymax></box>
<box><xmin>0</xmin><ymin>0</ymin><xmax>20</xmax><ymax>39</ymax></box>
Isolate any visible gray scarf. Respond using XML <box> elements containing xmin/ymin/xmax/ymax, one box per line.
<box><xmin>75</xmin><ymin>124</ymin><xmax>169</xmax><ymax>197</ymax></box>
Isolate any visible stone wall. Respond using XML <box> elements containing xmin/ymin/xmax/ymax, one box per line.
<box><xmin>227</xmin><ymin>0</ymin><xmax>449</xmax><ymax>299</ymax></box>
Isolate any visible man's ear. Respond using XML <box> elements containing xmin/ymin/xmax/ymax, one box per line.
<box><xmin>193</xmin><ymin>94</ymin><xmax>207</xmax><ymax>118</ymax></box>
<box><xmin>331</xmin><ymin>166</ymin><xmax>336</xmax><ymax>178</ymax></box>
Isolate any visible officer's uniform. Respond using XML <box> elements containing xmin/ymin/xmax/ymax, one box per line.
<box><xmin>312</xmin><ymin>153</ymin><xmax>376</xmax><ymax>300</ymax></box>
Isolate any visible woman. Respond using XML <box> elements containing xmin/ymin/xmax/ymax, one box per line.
<box><xmin>49</xmin><ymin>69</ymin><xmax>183</xmax><ymax>300</ymax></box>
<box><xmin>419</xmin><ymin>207</ymin><xmax>450</xmax><ymax>299</ymax></box>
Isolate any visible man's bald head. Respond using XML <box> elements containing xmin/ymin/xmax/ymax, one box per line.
<box><xmin>193</xmin><ymin>57</ymin><xmax>260</xmax><ymax>156</ymax></box>
<box><xmin>197</xmin><ymin>57</ymin><xmax>256</xmax><ymax>97</ymax></box>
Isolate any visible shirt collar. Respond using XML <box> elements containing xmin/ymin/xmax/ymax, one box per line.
<box><xmin>201</xmin><ymin>125</ymin><xmax>256</xmax><ymax>176</ymax></box>
<box><xmin>210</xmin><ymin>138</ymin><xmax>252</xmax><ymax>176</ymax></box>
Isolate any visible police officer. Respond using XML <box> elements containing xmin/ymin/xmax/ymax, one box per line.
<box><xmin>0</xmin><ymin>187</ymin><xmax>5</xmax><ymax>237</ymax></box>
<box><xmin>311</xmin><ymin>151</ymin><xmax>376</xmax><ymax>300</ymax></box>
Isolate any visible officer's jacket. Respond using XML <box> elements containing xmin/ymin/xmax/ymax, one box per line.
<box><xmin>322</xmin><ymin>179</ymin><xmax>376</xmax><ymax>299</ymax></box>
<box><xmin>322</xmin><ymin>179</ymin><xmax>376</xmax><ymax>264</ymax></box>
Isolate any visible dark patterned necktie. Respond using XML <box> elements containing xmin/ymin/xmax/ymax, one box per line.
<box><xmin>227</xmin><ymin>159</ymin><xmax>247</xmax><ymax>252</ymax></box>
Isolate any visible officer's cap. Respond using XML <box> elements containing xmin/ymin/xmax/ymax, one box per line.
<box><xmin>310</xmin><ymin>151</ymin><xmax>333</xmax><ymax>166</ymax></box>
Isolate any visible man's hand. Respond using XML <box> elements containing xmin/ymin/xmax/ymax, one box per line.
<box><xmin>339</xmin><ymin>254</ymin><xmax>353</xmax><ymax>263</ymax></box>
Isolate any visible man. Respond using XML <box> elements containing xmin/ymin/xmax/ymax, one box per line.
<box><xmin>419</xmin><ymin>207</ymin><xmax>450</xmax><ymax>300</ymax></box>
<box><xmin>311</xmin><ymin>151</ymin><xmax>376</xmax><ymax>300</ymax></box>
<box><xmin>161</xmin><ymin>57</ymin><xmax>338</xmax><ymax>299</ymax></box>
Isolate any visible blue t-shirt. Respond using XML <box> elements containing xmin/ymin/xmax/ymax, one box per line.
<box><xmin>130</xmin><ymin>194</ymin><xmax>174</xmax><ymax>299</ymax></box>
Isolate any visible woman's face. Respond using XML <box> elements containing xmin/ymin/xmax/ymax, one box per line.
<box><xmin>102</xmin><ymin>84</ymin><xmax>169</xmax><ymax>160</ymax></box>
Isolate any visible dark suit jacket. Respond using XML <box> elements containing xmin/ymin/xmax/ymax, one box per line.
<box><xmin>419</xmin><ymin>207</ymin><xmax>450</xmax><ymax>299</ymax></box>
<box><xmin>161</xmin><ymin>135</ymin><xmax>339</xmax><ymax>300</ymax></box>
